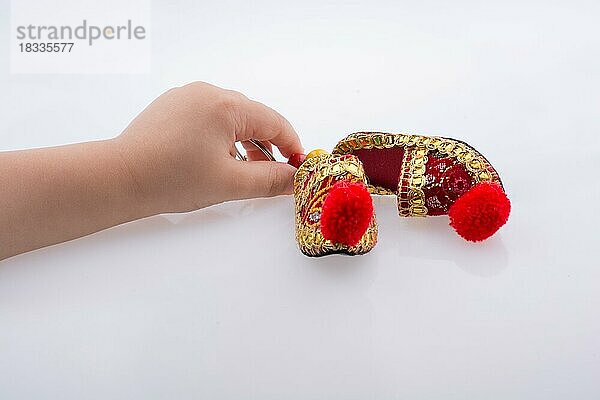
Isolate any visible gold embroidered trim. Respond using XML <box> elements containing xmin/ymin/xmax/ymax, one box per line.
<box><xmin>332</xmin><ymin>132</ymin><xmax>503</xmax><ymax>217</ymax></box>
<box><xmin>293</xmin><ymin>154</ymin><xmax>378</xmax><ymax>257</ymax></box>
<box><xmin>403</xmin><ymin>147</ymin><xmax>428</xmax><ymax>217</ymax></box>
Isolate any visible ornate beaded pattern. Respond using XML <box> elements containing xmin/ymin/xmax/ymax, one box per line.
<box><xmin>332</xmin><ymin>132</ymin><xmax>503</xmax><ymax>217</ymax></box>
<box><xmin>398</xmin><ymin>147</ymin><xmax>428</xmax><ymax>217</ymax></box>
<box><xmin>293</xmin><ymin>153</ymin><xmax>378</xmax><ymax>257</ymax></box>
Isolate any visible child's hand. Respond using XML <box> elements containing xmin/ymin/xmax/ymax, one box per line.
<box><xmin>0</xmin><ymin>82</ymin><xmax>303</xmax><ymax>260</ymax></box>
<box><xmin>115</xmin><ymin>81</ymin><xmax>304</xmax><ymax>214</ymax></box>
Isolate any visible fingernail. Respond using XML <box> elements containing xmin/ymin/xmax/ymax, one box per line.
<box><xmin>287</xmin><ymin>153</ymin><xmax>306</xmax><ymax>168</ymax></box>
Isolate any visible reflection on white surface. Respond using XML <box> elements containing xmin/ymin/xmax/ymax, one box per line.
<box><xmin>1</xmin><ymin>0</ymin><xmax>599</xmax><ymax>398</ymax></box>
<box><xmin>2</xmin><ymin>183</ymin><xmax>598</xmax><ymax>398</ymax></box>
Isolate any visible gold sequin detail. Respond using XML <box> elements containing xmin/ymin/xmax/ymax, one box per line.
<box><xmin>332</xmin><ymin>132</ymin><xmax>503</xmax><ymax>217</ymax></box>
<box><xmin>293</xmin><ymin>154</ymin><xmax>378</xmax><ymax>257</ymax></box>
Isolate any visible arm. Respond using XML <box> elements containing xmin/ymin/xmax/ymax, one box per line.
<box><xmin>0</xmin><ymin>82</ymin><xmax>303</xmax><ymax>261</ymax></box>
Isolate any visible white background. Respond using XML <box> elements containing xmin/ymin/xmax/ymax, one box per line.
<box><xmin>1</xmin><ymin>0</ymin><xmax>599</xmax><ymax>399</ymax></box>
<box><xmin>9</xmin><ymin>0</ymin><xmax>151</xmax><ymax>73</ymax></box>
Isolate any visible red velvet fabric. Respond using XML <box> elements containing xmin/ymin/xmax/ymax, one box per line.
<box><xmin>352</xmin><ymin>147</ymin><xmax>405</xmax><ymax>191</ymax></box>
<box><xmin>352</xmin><ymin>149</ymin><xmax>476</xmax><ymax>216</ymax></box>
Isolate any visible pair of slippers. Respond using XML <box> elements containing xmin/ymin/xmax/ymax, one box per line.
<box><xmin>291</xmin><ymin>132</ymin><xmax>511</xmax><ymax>257</ymax></box>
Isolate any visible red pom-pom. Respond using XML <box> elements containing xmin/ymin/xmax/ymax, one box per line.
<box><xmin>448</xmin><ymin>182</ymin><xmax>511</xmax><ymax>242</ymax></box>
<box><xmin>321</xmin><ymin>181</ymin><xmax>374</xmax><ymax>247</ymax></box>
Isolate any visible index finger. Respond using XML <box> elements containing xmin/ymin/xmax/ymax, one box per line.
<box><xmin>233</xmin><ymin>98</ymin><xmax>303</xmax><ymax>159</ymax></box>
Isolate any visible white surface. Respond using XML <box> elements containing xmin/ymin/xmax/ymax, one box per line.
<box><xmin>1</xmin><ymin>1</ymin><xmax>599</xmax><ymax>399</ymax></box>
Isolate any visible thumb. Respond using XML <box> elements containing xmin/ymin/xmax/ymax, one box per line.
<box><xmin>226</xmin><ymin>159</ymin><xmax>297</xmax><ymax>200</ymax></box>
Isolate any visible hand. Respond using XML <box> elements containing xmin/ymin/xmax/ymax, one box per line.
<box><xmin>115</xmin><ymin>81</ymin><xmax>304</xmax><ymax>214</ymax></box>
<box><xmin>0</xmin><ymin>82</ymin><xmax>303</xmax><ymax>260</ymax></box>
